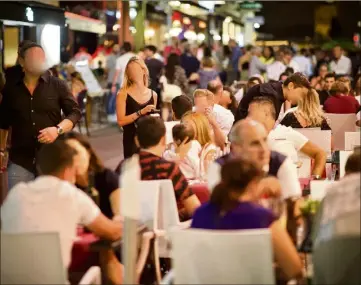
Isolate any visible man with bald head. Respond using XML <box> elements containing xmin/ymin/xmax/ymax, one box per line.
<box><xmin>207</xmin><ymin>118</ymin><xmax>301</xmax><ymax>200</ymax></box>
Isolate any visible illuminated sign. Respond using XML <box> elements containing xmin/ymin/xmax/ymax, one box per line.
<box><xmin>26</xmin><ymin>7</ymin><xmax>34</xmax><ymax>22</ymax></box>
<box><xmin>239</xmin><ymin>2</ymin><xmax>262</xmax><ymax>11</ymax></box>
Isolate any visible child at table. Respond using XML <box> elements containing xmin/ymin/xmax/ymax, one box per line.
<box><xmin>163</xmin><ymin>124</ymin><xmax>201</xmax><ymax>182</ymax></box>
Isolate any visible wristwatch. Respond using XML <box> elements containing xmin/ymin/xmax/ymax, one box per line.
<box><xmin>56</xmin><ymin>125</ymin><xmax>64</xmax><ymax>135</ymax></box>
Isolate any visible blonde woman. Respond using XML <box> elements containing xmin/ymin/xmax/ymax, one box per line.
<box><xmin>116</xmin><ymin>56</ymin><xmax>157</xmax><ymax>159</ymax></box>
<box><xmin>280</xmin><ymin>88</ymin><xmax>331</xmax><ymax>130</ymax></box>
<box><xmin>182</xmin><ymin>111</ymin><xmax>218</xmax><ymax>181</ymax></box>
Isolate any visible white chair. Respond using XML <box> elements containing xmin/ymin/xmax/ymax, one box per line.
<box><xmin>1</xmin><ymin>232</ymin><xmax>101</xmax><ymax>285</ymax></box>
<box><xmin>310</xmin><ymin>181</ymin><xmax>334</xmax><ymax>201</ymax></box>
<box><xmin>344</xmin><ymin>132</ymin><xmax>360</xmax><ymax>151</ymax></box>
<box><xmin>294</xmin><ymin>129</ymin><xmax>332</xmax><ymax>178</ymax></box>
<box><xmin>165</xmin><ymin>228</ymin><xmax>275</xmax><ymax>284</ymax></box>
<box><xmin>294</xmin><ymin>129</ymin><xmax>331</xmax><ymax>157</ymax></box>
<box><xmin>133</xmin><ymin>180</ymin><xmax>190</xmax><ymax>283</ymax></box>
<box><xmin>339</xmin><ymin>150</ymin><xmax>353</xmax><ymax>178</ymax></box>
<box><xmin>325</xmin><ymin>113</ymin><xmax>357</xmax><ymax>150</ymax></box>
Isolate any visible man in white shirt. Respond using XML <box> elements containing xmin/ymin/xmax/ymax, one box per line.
<box><xmin>292</xmin><ymin>48</ymin><xmax>313</xmax><ymax>77</ymax></box>
<box><xmin>206</xmin><ymin>81</ymin><xmax>235</xmax><ymax>136</ymax></box>
<box><xmin>193</xmin><ymin>88</ymin><xmax>233</xmax><ymax>149</ymax></box>
<box><xmin>267</xmin><ymin>48</ymin><xmax>300</xmax><ymax>81</ymax></box>
<box><xmin>330</xmin><ymin>45</ymin><xmax>352</xmax><ymax>75</ymax></box>
<box><xmin>1</xmin><ymin>140</ymin><xmax>122</xmax><ymax>270</ymax></box>
<box><xmin>111</xmin><ymin>42</ymin><xmax>135</xmax><ymax>93</ymax></box>
<box><xmin>247</xmin><ymin>96</ymin><xmax>327</xmax><ymax>178</ymax></box>
<box><xmin>208</xmin><ymin>119</ymin><xmax>302</xmax><ymax>199</ymax></box>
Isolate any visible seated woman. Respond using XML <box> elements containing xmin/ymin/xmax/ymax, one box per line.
<box><xmin>280</xmin><ymin>88</ymin><xmax>331</xmax><ymax>130</ymax></box>
<box><xmin>181</xmin><ymin>111</ymin><xmax>218</xmax><ymax>181</ymax></box>
<box><xmin>191</xmin><ymin>158</ymin><xmax>303</xmax><ymax>281</ymax></box>
<box><xmin>323</xmin><ymin>80</ymin><xmax>360</xmax><ymax>114</ymax></box>
<box><xmin>164</xmin><ymin>124</ymin><xmax>201</xmax><ymax>182</ymax></box>
<box><xmin>61</xmin><ymin>132</ymin><xmax>120</xmax><ymax>218</ymax></box>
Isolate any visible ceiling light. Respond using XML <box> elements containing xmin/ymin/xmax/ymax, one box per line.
<box><xmin>254</xmin><ymin>23</ymin><xmax>260</xmax><ymax>29</ymax></box>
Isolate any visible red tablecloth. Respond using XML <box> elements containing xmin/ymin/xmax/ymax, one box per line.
<box><xmin>69</xmin><ymin>228</ymin><xmax>99</xmax><ymax>273</ymax></box>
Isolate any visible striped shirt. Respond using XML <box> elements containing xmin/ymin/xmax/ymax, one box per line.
<box><xmin>120</xmin><ymin>151</ymin><xmax>193</xmax><ymax>220</ymax></box>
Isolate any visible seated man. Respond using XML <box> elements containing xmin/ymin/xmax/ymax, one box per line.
<box><xmin>208</xmin><ymin>119</ymin><xmax>302</xmax><ymax>200</ymax></box>
<box><xmin>312</xmin><ymin>148</ymin><xmax>360</xmax><ymax>285</ymax></box>
<box><xmin>117</xmin><ymin>116</ymin><xmax>200</xmax><ymax>220</ymax></box>
<box><xmin>248</xmin><ymin>96</ymin><xmax>327</xmax><ymax>178</ymax></box>
<box><xmin>1</xmin><ymin>140</ymin><xmax>122</xmax><ymax>270</ymax></box>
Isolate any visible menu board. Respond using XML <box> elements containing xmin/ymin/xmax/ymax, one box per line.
<box><xmin>72</xmin><ymin>60</ymin><xmax>104</xmax><ymax>98</ymax></box>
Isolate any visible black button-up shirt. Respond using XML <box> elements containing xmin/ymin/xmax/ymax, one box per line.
<box><xmin>0</xmin><ymin>71</ymin><xmax>81</xmax><ymax>173</ymax></box>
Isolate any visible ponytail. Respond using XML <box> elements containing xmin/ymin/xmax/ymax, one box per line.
<box><xmin>210</xmin><ymin>182</ymin><xmax>239</xmax><ymax>212</ymax></box>
<box><xmin>210</xmin><ymin>158</ymin><xmax>264</xmax><ymax>213</ymax></box>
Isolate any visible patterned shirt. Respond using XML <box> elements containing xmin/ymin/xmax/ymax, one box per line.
<box><xmin>120</xmin><ymin>150</ymin><xmax>193</xmax><ymax>220</ymax></box>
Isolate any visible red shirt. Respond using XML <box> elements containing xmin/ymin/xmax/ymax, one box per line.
<box><xmin>323</xmin><ymin>94</ymin><xmax>360</xmax><ymax>114</ymax></box>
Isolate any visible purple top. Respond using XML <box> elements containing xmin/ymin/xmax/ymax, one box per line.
<box><xmin>198</xmin><ymin>69</ymin><xmax>219</xmax><ymax>89</ymax></box>
<box><xmin>191</xmin><ymin>201</ymin><xmax>275</xmax><ymax>230</ymax></box>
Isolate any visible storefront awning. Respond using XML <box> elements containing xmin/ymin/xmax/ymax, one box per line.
<box><xmin>0</xmin><ymin>1</ymin><xmax>65</xmax><ymax>26</ymax></box>
<box><xmin>65</xmin><ymin>12</ymin><xmax>106</xmax><ymax>35</ymax></box>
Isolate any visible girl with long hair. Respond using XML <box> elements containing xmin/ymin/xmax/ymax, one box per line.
<box><xmin>181</xmin><ymin>111</ymin><xmax>218</xmax><ymax>181</ymax></box>
<box><xmin>191</xmin><ymin>158</ymin><xmax>303</xmax><ymax>281</ymax></box>
<box><xmin>116</xmin><ymin>56</ymin><xmax>157</xmax><ymax>160</ymax></box>
<box><xmin>280</xmin><ymin>88</ymin><xmax>331</xmax><ymax>130</ymax></box>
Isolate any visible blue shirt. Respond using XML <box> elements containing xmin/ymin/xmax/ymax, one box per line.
<box><xmin>191</xmin><ymin>201</ymin><xmax>275</xmax><ymax>230</ymax></box>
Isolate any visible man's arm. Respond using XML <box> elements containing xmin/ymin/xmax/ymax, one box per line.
<box><xmin>76</xmin><ymin>189</ymin><xmax>122</xmax><ymax>241</ymax></box>
<box><xmin>300</xmin><ymin>141</ymin><xmax>326</xmax><ymax>176</ymax></box>
<box><xmin>58</xmin><ymin>80</ymin><xmax>82</xmax><ymax>132</ymax></box>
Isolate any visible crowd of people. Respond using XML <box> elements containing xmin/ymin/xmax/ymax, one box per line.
<box><xmin>0</xmin><ymin>37</ymin><xmax>360</xmax><ymax>285</ymax></box>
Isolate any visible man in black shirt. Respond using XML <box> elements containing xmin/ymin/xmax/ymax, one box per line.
<box><xmin>234</xmin><ymin>72</ymin><xmax>311</xmax><ymax>123</ymax></box>
<box><xmin>0</xmin><ymin>42</ymin><xmax>81</xmax><ymax>189</ymax></box>
<box><xmin>144</xmin><ymin>45</ymin><xmax>164</xmax><ymax>108</ymax></box>
<box><xmin>317</xmin><ymin>73</ymin><xmax>336</xmax><ymax>105</ymax></box>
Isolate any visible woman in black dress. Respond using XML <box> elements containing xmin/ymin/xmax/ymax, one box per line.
<box><xmin>116</xmin><ymin>56</ymin><xmax>157</xmax><ymax>160</ymax></box>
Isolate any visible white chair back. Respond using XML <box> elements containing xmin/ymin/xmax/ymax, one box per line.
<box><xmin>293</xmin><ymin>129</ymin><xmax>331</xmax><ymax>178</ymax></box>
<box><xmin>344</xmin><ymin>132</ymin><xmax>360</xmax><ymax>151</ymax></box>
<box><xmin>294</xmin><ymin>129</ymin><xmax>332</xmax><ymax>157</ymax></box>
<box><xmin>170</xmin><ymin>229</ymin><xmax>275</xmax><ymax>284</ymax></box>
<box><xmin>310</xmin><ymin>181</ymin><xmax>334</xmax><ymax>201</ymax></box>
<box><xmin>157</xmin><ymin>180</ymin><xmax>181</xmax><ymax>230</ymax></box>
<box><xmin>136</xmin><ymin>181</ymin><xmax>161</xmax><ymax>230</ymax></box>
<box><xmin>339</xmin><ymin>151</ymin><xmax>353</xmax><ymax>179</ymax></box>
<box><xmin>1</xmin><ymin>232</ymin><xmax>67</xmax><ymax>284</ymax></box>
<box><xmin>325</xmin><ymin>113</ymin><xmax>357</xmax><ymax>150</ymax></box>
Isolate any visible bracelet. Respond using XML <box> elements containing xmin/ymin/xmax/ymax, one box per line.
<box><xmin>137</xmin><ymin>110</ymin><xmax>142</xmax><ymax>117</ymax></box>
